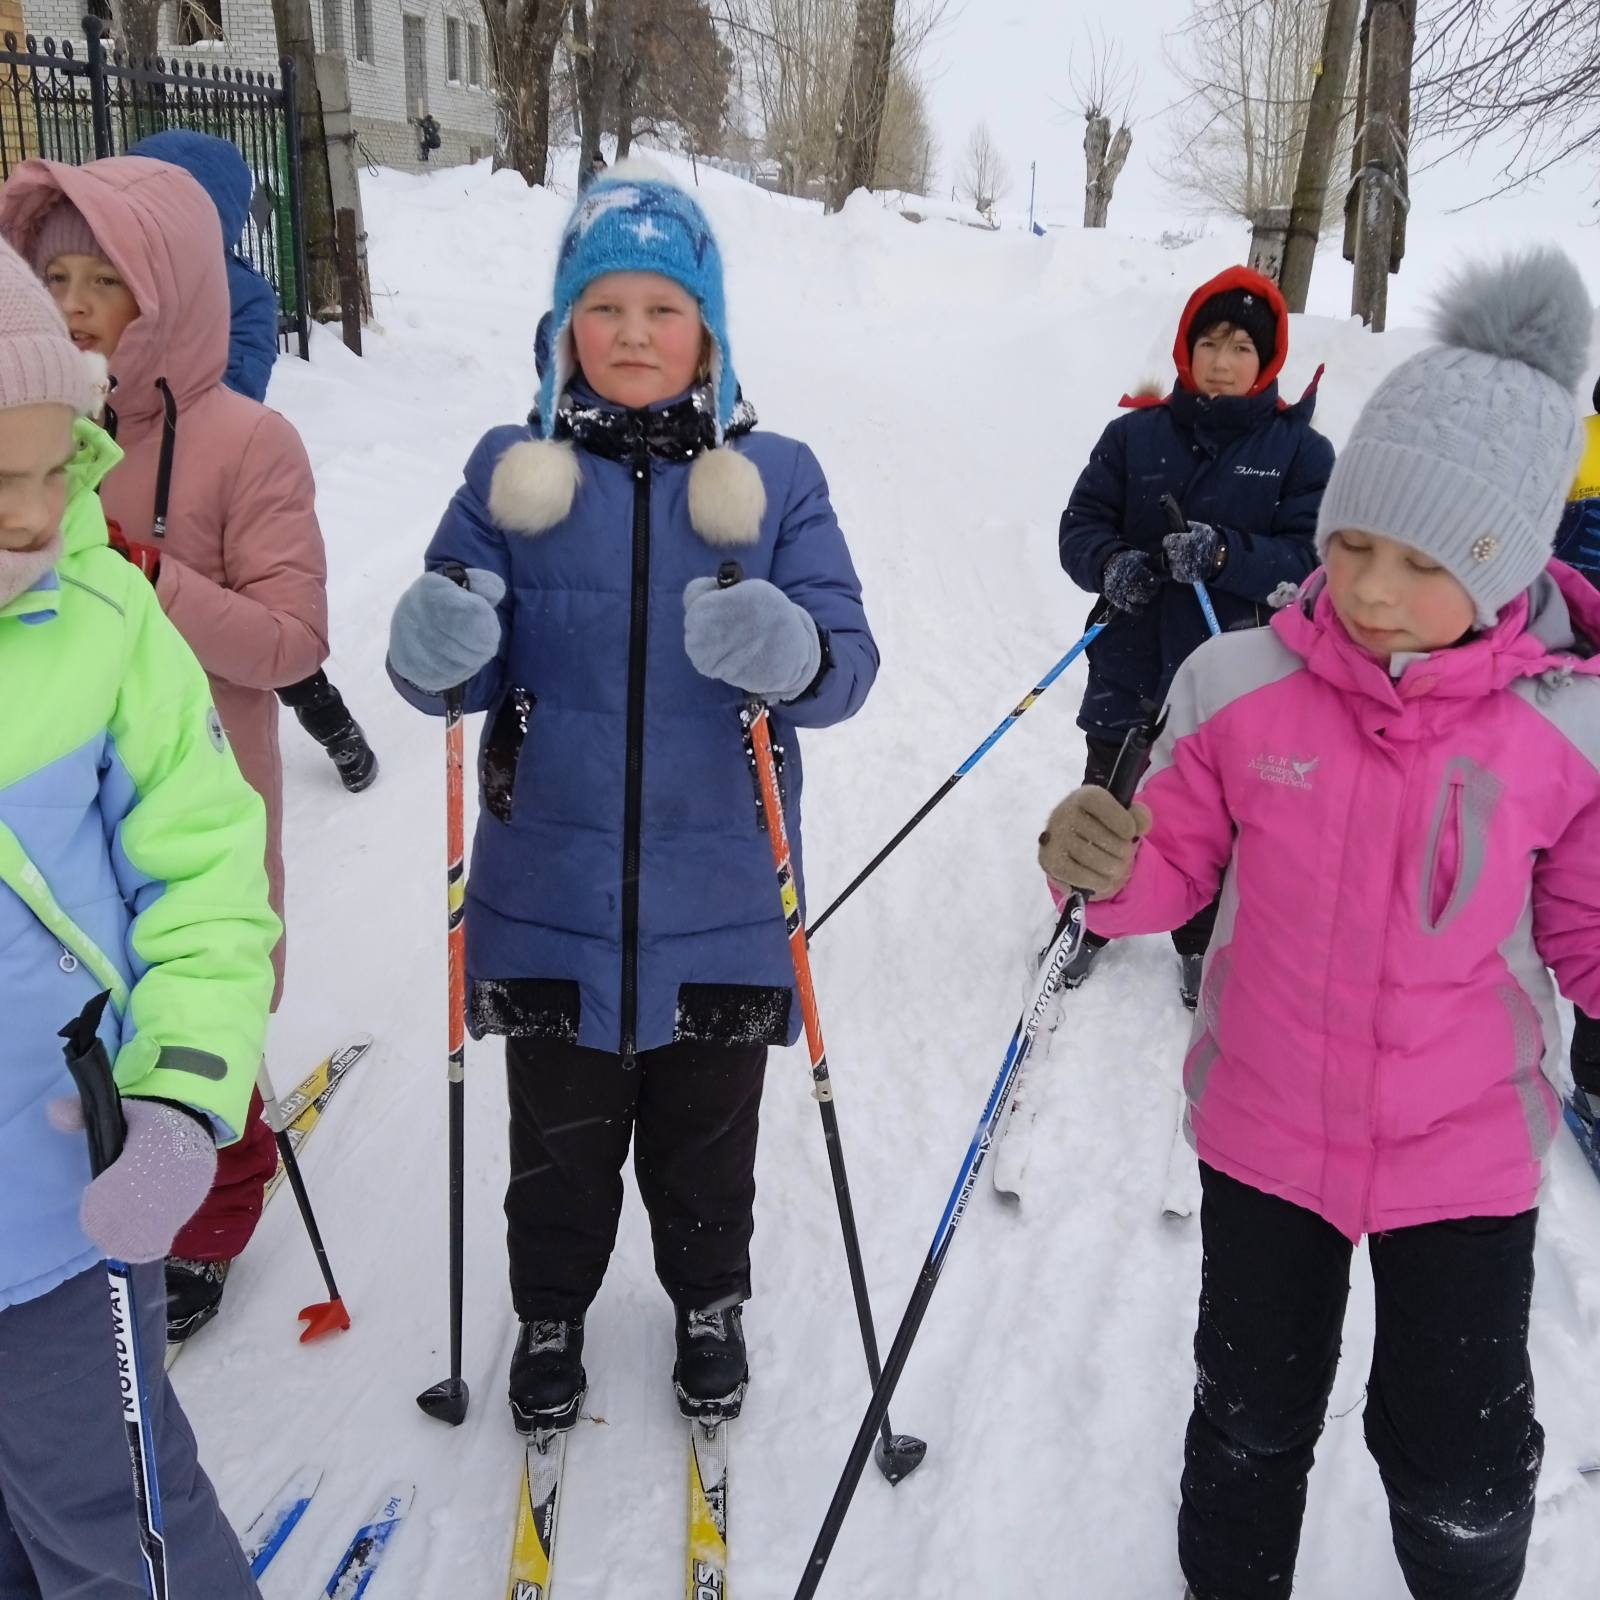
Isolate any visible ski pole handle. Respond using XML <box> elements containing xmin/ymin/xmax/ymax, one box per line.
<box><xmin>717</xmin><ymin>559</ymin><xmax>743</xmax><ymax>590</ymax></box>
<box><xmin>59</xmin><ymin>991</ymin><xmax>125</xmax><ymax>1178</ymax></box>
<box><xmin>1105</xmin><ymin>704</ymin><xmax>1165</xmax><ymax>811</ymax></box>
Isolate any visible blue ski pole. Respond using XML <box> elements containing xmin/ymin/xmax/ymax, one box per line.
<box><xmin>59</xmin><ymin>992</ymin><xmax>168</xmax><ymax>1600</ymax></box>
<box><xmin>793</xmin><ymin>705</ymin><xmax>1165</xmax><ymax>1599</ymax></box>
<box><xmin>807</xmin><ymin>622</ymin><xmax>1107</xmax><ymax>938</ymax></box>
<box><xmin>1160</xmin><ymin>492</ymin><xmax>1222</xmax><ymax>638</ymax></box>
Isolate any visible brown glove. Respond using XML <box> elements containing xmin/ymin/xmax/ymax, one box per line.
<box><xmin>1037</xmin><ymin>785</ymin><xmax>1153</xmax><ymax>899</ymax></box>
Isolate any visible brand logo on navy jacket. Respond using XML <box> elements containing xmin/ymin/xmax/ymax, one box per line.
<box><xmin>1249</xmin><ymin>752</ymin><xmax>1318</xmax><ymax>790</ymax></box>
<box><xmin>1234</xmin><ymin>464</ymin><xmax>1282</xmax><ymax>479</ymax></box>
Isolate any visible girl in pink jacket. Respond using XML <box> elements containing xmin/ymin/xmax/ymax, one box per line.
<box><xmin>0</xmin><ymin>156</ymin><xmax>331</xmax><ymax>1345</ymax></box>
<box><xmin>1039</xmin><ymin>250</ymin><xmax>1598</xmax><ymax>1600</ymax></box>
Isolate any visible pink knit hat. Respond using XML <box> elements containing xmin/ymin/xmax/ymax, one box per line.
<box><xmin>0</xmin><ymin>233</ymin><xmax>98</xmax><ymax>415</ymax></box>
<box><xmin>28</xmin><ymin>197</ymin><xmax>100</xmax><ymax>275</ymax></box>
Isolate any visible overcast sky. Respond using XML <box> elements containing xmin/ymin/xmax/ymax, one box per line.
<box><xmin>918</xmin><ymin>0</ymin><xmax>1599</xmax><ymax>321</ymax></box>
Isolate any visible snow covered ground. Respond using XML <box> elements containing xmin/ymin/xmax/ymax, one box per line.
<box><xmin>174</xmin><ymin>152</ymin><xmax>1600</xmax><ymax>1597</ymax></box>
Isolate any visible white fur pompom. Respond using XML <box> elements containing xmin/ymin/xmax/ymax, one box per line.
<box><xmin>79</xmin><ymin>350</ymin><xmax>110</xmax><ymax>421</ymax></box>
<box><xmin>688</xmin><ymin>446</ymin><xmax>767</xmax><ymax>548</ymax></box>
<box><xmin>488</xmin><ymin>438</ymin><xmax>581</xmax><ymax>536</ymax></box>
<box><xmin>602</xmin><ymin>156</ymin><xmax>675</xmax><ymax>187</ymax></box>
<box><xmin>1433</xmin><ymin>247</ymin><xmax>1592</xmax><ymax>394</ymax></box>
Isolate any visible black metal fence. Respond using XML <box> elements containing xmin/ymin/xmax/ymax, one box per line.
<box><xmin>0</xmin><ymin>16</ymin><xmax>308</xmax><ymax>359</ymax></box>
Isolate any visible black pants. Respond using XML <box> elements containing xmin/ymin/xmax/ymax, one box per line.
<box><xmin>1573</xmin><ymin>1007</ymin><xmax>1600</xmax><ymax>1096</ymax></box>
<box><xmin>275</xmin><ymin>669</ymin><xmax>353</xmax><ymax>742</ymax></box>
<box><xmin>505</xmin><ymin>1036</ymin><xmax>768</xmax><ymax>1322</ymax></box>
<box><xmin>1084</xmin><ymin>735</ymin><xmax>1218</xmax><ymax>957</ymax></box>
<box><xmin>1181</xmin><ymin>1164</ymin><xmax>1543</xmax><ymax>1600</ymax></box>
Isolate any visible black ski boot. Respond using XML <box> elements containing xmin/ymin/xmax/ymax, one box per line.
<box><xmin>278</xmin><ymin>671</ymin><xmax>379</xmax><ymax>793</ymax></box>
<box><xmin>316</xmin><ymin>716</ymin><xmax>379</xmax><ymax>794</ymax></box>
<box><xmin>509</xmin><ymin>1317</ymin><xmax>586</xmax><ymax>1434</ymax></box>
<box><xmin>673</xmin><ymin>1304</ymin><xmax>747</xmax><ymax>1422</ymax></box>
<box><xmin>165</xmin><ymin>1256</ymin><xmax>230</xmax><ymax>1343</ymax></box>
<box><xmin>1179</xmin><ymin>952</ymin><xmax>1204</xmax><ymax>1012</ymax></box>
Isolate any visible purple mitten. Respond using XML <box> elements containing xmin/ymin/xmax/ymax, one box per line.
<box><xmin>51</xmin><ymin>1097</ymin><xmax>218</xmax><ymax>1263</ymax></box>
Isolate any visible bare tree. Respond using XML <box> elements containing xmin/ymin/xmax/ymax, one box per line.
<box><xmin>271</xmin><ymin>0</ymin><xmax>340</xmax><ymax>316</ymax></box>
<box><xmin>717</xmin><ymin>0</ymin><xmax>947</xmax><ymax>197</ymax></box>
<box><xmin>1068</xmin><ymin>25</ymin><xmax>1137</xmax><ymax>227</ymax></box>
<box><xmin>827</xmin><ymin>0</ymin><xmax>897</xmax><ymax>212</ymax></box>
<box><xmin>1346</xmin><ymin>0</ymin><xmax>1417</xmax><ymax>329</ymax></box>
<box><xmin>111</xmin><ymin>0</ymin><xmax>163</xmax><ymax>61</ymax></box>
<box><xmin>1163</xmin><ymin>0</ymin><xmax>1355</xmax><ymax>231</ymax></box>
<box><xmin>875</xmin><ymin>63</ymin><xmax>936</xmax><ymax>193</ymax></box>
<box><xmin>1413</xmin><ymin>0</ymin><xmax>1600</xmax><ymax>193</ymax></box>
<box><xmin>1279</xmin><ymin>0</ymin><xmax>1361</xmax><ymax>309</ymax></box>
<box><xmin>957</xmin><ymin>121</ymin><xmax>1010</xmax><ymax>216</ymax></box>
<box><xmin>484</xmin><ymin>0</ymin><xmax>573</xmax><ymax>185</ymax></box>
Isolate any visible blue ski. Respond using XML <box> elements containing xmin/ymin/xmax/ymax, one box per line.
<box><xmin>242</xmin><ymin>1464</ymin><xmax>322</xmax><ymax>1578</ymax></box>
<box><xmin>1565</xmin><ymin>1094</ymin><xmax>1600</xmax><ymax>1182</ymax></box>
<box><xmin>321</xmin><ymin>1484</ymin><xmax>413</xmax><ymax>1598</ymax></box>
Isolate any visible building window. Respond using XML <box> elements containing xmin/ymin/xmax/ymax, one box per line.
<box><xmin>445</xmin><ymin>16</ymin><xmax>463</xmax><ymax>84</ymax></box>
<box><xmin>467</xmin><ymin>22</ymin><xmax>483</xmax><ymax>87</ymax></box>
<box><xmin>402</xmin><ymin>12</ymin><xmax>428</xmax><ymax>114</ymax></box>
<box><xmin>175</xmin><ymin>0</ymin><xmax>223</xmax><ymax>45</ymax></box>
<box><xmin>352</xmin><ymin>0</ymin><xmax>372</xmax><ymax>61</ymax></box>
<box><xmin>320</xmin><ymin>0</ymin><xmax>342</xmax><ymax>51</ymax></box>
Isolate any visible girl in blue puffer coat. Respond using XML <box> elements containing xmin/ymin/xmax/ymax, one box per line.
<box><xmin>388</xmin><ymin>161</ymin><xmax>877</xmax><ymax>1434</ymax></box>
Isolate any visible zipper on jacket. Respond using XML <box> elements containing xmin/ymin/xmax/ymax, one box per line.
<box><xmin>620</xmin><ymin>435</ymin><xmax>652</xmax><ymax>1066</ymax></box>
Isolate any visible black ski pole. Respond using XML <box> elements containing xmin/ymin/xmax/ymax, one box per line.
<box><xmin>719</xmin><ymin>561</ymin><xmax>926</xmax><ymax>1485</ymax></box>
<box><xmin>59</xmin><ymin>992</ymin><xmax>169</xmax><ymax>1600</ymax></box>
<box><xmin>792</xmin><ymin>708</ymin><xmax>1164</xmax><ymax>1599</ymax></box>
<box><xmin>418</xmin><ymin>562</ymin><xmax>471</xmax><ymax>1426</ymax></box>
<box><xmin>257</xmin><ymin>1063</ymin><xmax>352</xmax><ymax>1342</ymax></box>
<box><xmin>806</xmin><ymin>621</ymin><xmax>1107</xmax><ymax>940</ymax></box>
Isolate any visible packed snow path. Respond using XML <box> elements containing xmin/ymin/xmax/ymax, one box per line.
<box><xmin>173</xmin><ymin>156</ymin><xmax>1600</xmax><ymax>1598</ymax></box>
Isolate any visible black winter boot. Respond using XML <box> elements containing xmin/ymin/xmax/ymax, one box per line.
<box><xmin>509</xmin><ymin>1317</ymin><xmax>586</xmax><ymax>1434</ymax></box>
<box><xmin>278</xmin><ymin>671</ymin><xmax>379</xmax><ymax>793</ymax></box>
<box><xmin>673</xmin><ymin>1303</ymin><xmax>747</xmax><ymax>1421</ymax></box>
<box><xmin>315</xmin><ymin>716</ymin><xmax>379</xmax><ymax>793</ymax></box>
<box><xmin>1179</xmin><ymin>952</ymin><xmax>1204</xmax><ymax>1012</ymax></box>
<box><xmin>165</xmin><ymin>1256</ymin><xmax>230</xmax><ymax>1343</ymax></box>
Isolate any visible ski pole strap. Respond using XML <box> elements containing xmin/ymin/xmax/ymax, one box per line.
<box><xmin>59</xmin><ymin>991</ymin><xmax>125</xmax><ymax>1177</ymax></box>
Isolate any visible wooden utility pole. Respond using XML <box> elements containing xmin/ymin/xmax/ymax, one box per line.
<box><xmin>1279</xmin><ymin>0</ymin><xmax>1359</xmax><ymax>313</ymax></box>
<box><xmin>1345</xmin><ymin>0</ymin><xmax>1415</xmax><ymax>330</ymax></box>
<box><xmin>271</xmin><ymin>0</ymin><xmax>340</xmax><ymax>317</ymax></box>
<box><xmin>827</xmin><ymin>0</ymin><xmax>896</xmax><ymax>214</ymax></box>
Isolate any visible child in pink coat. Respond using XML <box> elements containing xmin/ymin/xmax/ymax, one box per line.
<box><xmin>1039</xmin><ymin>250</ymin><xmax>1599</xmax><ymax>1600</ymax></box>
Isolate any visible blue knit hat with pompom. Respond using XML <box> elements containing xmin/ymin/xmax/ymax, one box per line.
<box><xmin>539</xmin><ymin>158</ymin><xmax>737</xmax><ymax>441</ymax></box>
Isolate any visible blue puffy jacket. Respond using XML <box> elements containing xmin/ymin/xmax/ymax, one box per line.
<box><xmin>394</xmin><ymin>391</ymin><xmax>878</xmax><ymax>1059</ymax></box>
<box><xmin>130</xmin><ymin>129</ymin><xmax>279</xmax><ymax>402</ymax></box>
<box><xmin>1060</xmin><ymin>268</ymin><xmax>1335</xmax><ymax>739</ymax></box>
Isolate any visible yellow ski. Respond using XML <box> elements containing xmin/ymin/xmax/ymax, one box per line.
<box><xmin>262</xmin><ymin>1034</ymin><xmax>375</xmax><ymax>1206</ymax></box>
<box><xmin>506</xmin><ymin>1433</ymin><xmax>567</xmax><ymax>1599</ymax></box>
<box><xmin>686</xmin><ymin>1421</ymin><xmax>729</xmax><ymax>1599</ymax></box>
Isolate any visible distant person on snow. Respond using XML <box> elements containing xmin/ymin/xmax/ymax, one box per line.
<box><xmin>0</xmin><ymin>231</ymin><xmax>276</xmax><ymax>1597</ymax></box>
<box><xmin>388</xmin><ymin>159</ymin><xmax>878</xmax><ymax>1435</ymax></box>
<box><xmin>0</xmin><ymin>153</ymin><xmax>331</xmax><ymax>1346</ymax></box>
<box><xmin>1055</xmin><ymin>265</ymin><xmax>1334</xmax><ymax>1008</ymax></box>
<box><xmin>131</xmin><ymin>128</ymin><xmax>379</xmax><ymax>795</ymax></box>
<box><xmin>1039</xmin><ymin>249</ymin><xmax>1598</xmax><ymax>1600</ymax></box>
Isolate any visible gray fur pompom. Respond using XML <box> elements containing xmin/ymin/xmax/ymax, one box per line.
<box><xmin>1432</xmin><ymin>247</ymin><xmax>1593</xmax><ymax>395</ymax></box>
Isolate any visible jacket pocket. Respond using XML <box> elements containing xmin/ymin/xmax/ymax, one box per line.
<box><xmin>481</xmin><ymin>688</ymin><xmax>535</xmax><ymax>825</ymax></box>
<box><xmin>1420</xmin><ymin>758</ymin><xmax>1503</xmax><ymax>936</ymax></box>
<box><xmin>467</xmin><ymin>976</ymin><xmax>580</xmax><ymax>1041</ymax></box>
<box><xmin>675</xmin><ymin>983</ymin><xmax>791</xmax><ymax>1046</ymax></box>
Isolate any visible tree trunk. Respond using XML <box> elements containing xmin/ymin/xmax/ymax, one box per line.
<box><xmin>488</xmin><ymin>0</ymin><xmax>571</xmax><ymax>186</ymax></box>
<box><xmin>113</xmin><ymin>0</ymin><xmax>162</xmax><ymax>63</ymax></box>
<box><xmin>270</xmin><ymin>0</ymin><xmax>340</xmax><ymax>317</ymax></box>
<box><xmin>572</xmin><ymin>0</ymin><xmax>618</xmax><ymax>172</ymax></box>
<box><xmin>826</xmin><ymin>0</ymin><xmax>896</xmax><ymax>214</ymax></box>
<box><xmin>1349</xmin><ymin>0</ymin><xmax>1414</xmax><ymax>330</ymax></box>
<box><xmin>1279</xmin><ymin>0</ymin><xmax>1359</xmax><ymax>313</ymax></box>
<box><xmin>1083</xmin><ymin>115</ymin><xmax>1130</xmax><ymax>228</ymax></box>
<box><xmin>613</xmin><ymin>56</ymin><xmax>640</xmax><ymax>157</ymax></box>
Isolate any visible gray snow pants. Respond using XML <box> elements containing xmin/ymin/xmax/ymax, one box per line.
<box><xmin>0</xmin><ymin>1262</ymin><xmax>259</xmax><ymax>1598</ymax></box>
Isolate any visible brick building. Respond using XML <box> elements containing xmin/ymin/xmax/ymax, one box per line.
<box><xmin>20</xmin><ymin>0</ymin><xmax>496</xmax><ymax>171</ymax></box>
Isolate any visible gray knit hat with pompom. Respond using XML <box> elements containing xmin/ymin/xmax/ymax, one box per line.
<box><xmin>1315</xmin><ymin>247</ymin><xmax>1594</xmax><ymax>625</ymax></box>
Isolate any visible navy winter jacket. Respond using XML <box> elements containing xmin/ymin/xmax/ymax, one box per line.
<box><xmin>394</xmin><ymin>392</ymin><xmax>877</xmax><ymax>1059</ymax></box>
<box><xmin>1059</xmin><ymin>269</ymin><xmax>1334</xmax><ymax>738</ymax></box>
<box><xmin>130</xmin><ymin>130</ymin><xmax>279</xmax><ymax>402</ymax></box>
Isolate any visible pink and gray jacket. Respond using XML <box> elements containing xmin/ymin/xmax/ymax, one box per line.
<box><xmin>1088</xmin><ymin>561</ymin><xmax>1600</xmax><ymax>1240</ymax></box>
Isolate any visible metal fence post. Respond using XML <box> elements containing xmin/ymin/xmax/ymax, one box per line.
<box><xmin>82</xmin><ymin>16</ymin><xmax>112</xmax><ymax>158</ymax></box>
<box><xmin>280</xmin><ymin>55</ymin><xmax>312</xmax><ymax>361</ymax></box>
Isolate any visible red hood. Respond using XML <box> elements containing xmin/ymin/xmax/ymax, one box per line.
<box><xmin>1171</xmin><ymin>265</ymin><xmax>1289</xmax><ymax>398</ymax></box>
<box><xmin>0</xmin><ymin>157</ymin><xmax>228</xmax><ymax>429</ymax></box>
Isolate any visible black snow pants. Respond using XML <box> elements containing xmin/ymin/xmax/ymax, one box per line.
<box><xmin>504</xmin><ymin>1036</ymin><xmax>767</xmax><ymax>1322</ymax></box>
<box><xmin>1180</xmin><ymin>1163</ymin><xmax>1543</xmax><ymax>1600</ymax></box>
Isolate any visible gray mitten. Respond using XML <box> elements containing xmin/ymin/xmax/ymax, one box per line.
<box><xmin>50</xmin><ymin>1097</ymin><xmax>217</xmax><ymax>1264</ymax></box>
<box><xmin>389</xmin><ymin>568</ymin><xmax>507</xmax><ymax>693</ymax></box>
<box><xmin>683</xmin><ymin>575</ymin><xmax>821</xmax><ymax>701</ymax></box>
